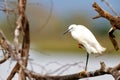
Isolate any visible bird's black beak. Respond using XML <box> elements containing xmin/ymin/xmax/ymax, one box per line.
<box><xmin>63</xmin><ymin>29</ymin><xmax>70</xmax><ymax>35</ymax></box>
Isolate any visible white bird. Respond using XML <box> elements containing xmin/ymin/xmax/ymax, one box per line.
<box><xmin>63</xmin><ymin>24</ymin><xmax>106</xmax><ymax>71</ymax></box>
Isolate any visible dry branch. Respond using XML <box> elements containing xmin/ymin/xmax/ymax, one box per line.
<box><xmin>0</xmin><ymin>30</ymin><xmax>120</xmax><ymax>80</ymax></box>
<box><xmin>92</xmin><ymin>2</ymin><xmax>120</xmax><ymax>51</ymax></box>
<box><xmin>0</xmin><ymin>30</ymin><xmax>16</xmax><ymax>59</ymax></box>
<box><xmin>23</xmin><ymin>62</ymin><xmax>120</xmax><ymax>80</ymax></box>
<box><xmin>0</xmin><ymin>0</ymin><xmax>30</xmax><ymax>79</ymax></box>
<box><xmin>0</xmin><ymin>53</ymin><xmax>10</xmax><ymax>64</ymax></box>
<box><xmin>0</xmin><ymin>1</ymin><xmax>120</xmax><ymax>80</ymax></box>
<box><xmin>7</xmin><ymin>63</ymin><xmax>20</xmax><ymax>80</ymax></box>
<box><xmin>13</xmin><ymin>0</ymin><xmax>30</xmax><ymax>80</ymax></box>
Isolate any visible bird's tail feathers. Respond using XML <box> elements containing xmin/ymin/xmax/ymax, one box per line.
<box><xmin>99</xmin><ymin>47</ymin><xmax>106</xmax><ymax>54</ymax></box>
<box><xmin>93</xmin><ymin>47</ymin><xmax>106</xmax><ymax>58</ymax></box>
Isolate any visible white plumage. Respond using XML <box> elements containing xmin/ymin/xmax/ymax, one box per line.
<box><xmin>64</xmin><ymin>24</ymin><xmax>106</xmax><ymax>70</ymax></box>
<box><xmin>68</xmin><ymin>24</ymin><xmax>106</xmax><ymax>54</ymax></box>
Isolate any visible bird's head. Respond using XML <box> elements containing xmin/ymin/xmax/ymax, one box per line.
<box><xmin>63</xmin><ymin>24</ymin><xmax>77</xmax><ymax>35</ymax></box>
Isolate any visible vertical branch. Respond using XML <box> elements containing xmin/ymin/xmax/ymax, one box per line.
<box><xmin>21</xmin><ymin>16</ymin><xmax>30</xmax><ymax>66</ymax></box>
<box><xmin>13</xmin><ymin>0</ymin><xmax>30</xmax><ymax>80</ymax></box>
<box><xmin>7</xmin><ymin>0</ymin><xmax>29</xmax><ymax>79</ymax></box>
<box><xmin>18</xmin><ymin>0</ymin><xmax>30</xmax><ymax>80</ymax></box>
<box><xmin>19</xmin><ymin>15</ymin><xmax>30</xmax><ymax>80</ymax></box>
<box><xmin>14</xmin><ymin>0</ymin><xmax>27</xmax><ymax>53</ymax></box>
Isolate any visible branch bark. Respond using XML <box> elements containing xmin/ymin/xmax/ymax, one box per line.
<box><xmin>7</xmin><ymin>63</ymin><xmax>20</xmax><ymax>80</ymax></box>
<box><xmin>0</xmin><ymin>1</ymin><xmax>120</xmax><ymax>80</ymax></box>
<box><xmin>0</xmin><ymin>53</ymin><xmax>10</xmax><ymax>64</ymax></box>
<box><xmin>16</xmin><ymin>0</ymin><xmax>30</xmax><ymax>80</ymax></box>
<box><xmin>92</xmin><ymin>2</ymin><xmax>120</xmax><ymax>51</ymax></box>
<box><xmin>7</xmin><ymin>0</ymin><xmax>30</xmax><ymax>80</ymax></box>
<box><xmin>23</xmin><ymin>62</ymin><xmax>120</xmax><ymax>80</ymax></box>
<box><xmin>1</xmin><ymin>27</ymin><xmax>120</xmax><ymax>80</ymax></box>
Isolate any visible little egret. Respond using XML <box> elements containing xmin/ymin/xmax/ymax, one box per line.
<box><xmin>63</xmin><ymin>24</ymin><xmax>106</xmax><ymax>71</ymax></box>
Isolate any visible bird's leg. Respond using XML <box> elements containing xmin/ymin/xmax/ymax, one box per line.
<box><xmin>78</xmin><ymin>43</ymin><xmax>84</xmax><ymax>48</ymax></box>
<box><xmin>85</xmin><ymin>52</ymin><xmax>89</xmax><ymax>71</ymax></box>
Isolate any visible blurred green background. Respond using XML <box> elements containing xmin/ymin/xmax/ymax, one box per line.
<box><xmin>0</xmin><ymin>0</ymin><xmax>120</xmax><ymax>53</ymax></box>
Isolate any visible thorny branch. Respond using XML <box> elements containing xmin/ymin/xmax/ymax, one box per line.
<box><xmin>92</xmin><ymin>2</ymin><xmax>120</xmax><ymax>51</ymax></box>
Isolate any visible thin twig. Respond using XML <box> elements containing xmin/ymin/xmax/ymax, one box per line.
<box><xmin>101</xmin><ymin>0</ymin><xmax>119</xmax><ymax>16</ymax></box>
<box><xmin>46</xmin><ymin>61</ymin><xmax>83</xmax><ymax>75</ymax></box>
<box><xmin>0</xmin><ymin>53</ymin><xmax>10</xmax><ymax>64</ymax></box>
<box><xmin>39</xmin><ymin>0</ymin><xmax>53</xmax><ymax>31</ymax></box>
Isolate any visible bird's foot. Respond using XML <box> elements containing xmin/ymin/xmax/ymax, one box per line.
<box><xmin>79</xmin><ymin>70</ymin><xmax>87</xmax><ymax>77</ymax></box>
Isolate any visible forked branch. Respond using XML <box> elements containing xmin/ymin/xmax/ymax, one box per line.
<box><xmin>92</xmin><ymin>2</ymin><xmax>120</xmax><ymax>51</ymax></box>
<box><xmin>24</xmin><ymin>62</ymin><xmax>120</xmax><ymax>80</ymax></box>
<box><xmin>0</xmin><ymin>1</ymin><xmax>120</xmax><ymax>80</ymax></box>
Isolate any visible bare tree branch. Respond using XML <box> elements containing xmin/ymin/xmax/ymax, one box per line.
<box><xmin>23</xmin><ymin>62</ymin><xmax>120</xmax><ymax>80</ymax></box>
<box><xmin>0</xmin><ymin>53</ymin><xmax>10</xmax><ymax>64</ymax></box>
<box><xmin>0</xmin><ymin>1</ymin><xmax>120</xmax><ymax>80</ymax></box>
<box><xmin>46</xmin><ymin>61</ymin><xmax>83</xmax><ymax>75</ymax></box>
<box><xmin>0</xmin><ymin>30</ymin><xmax>16</xmax><ymax>58</ymax></box>
<box><xmin>7</xmin><ymin>63</ymin><xmax>20</xmax><ymax>80</ymax></box>
<box><xmin>92</xmin><ymin>2</ymin><xmax>120</xmax><ymax>51</ymax></box>
<box><xmin>16</xmin><ymin>0</ymin><xmax>30</xmax><ymax>79</ymax></box>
